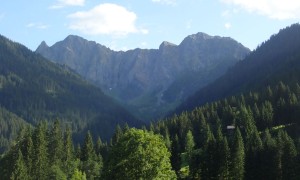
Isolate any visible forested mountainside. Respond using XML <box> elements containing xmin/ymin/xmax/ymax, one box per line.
<box><xmin>0</xmin><ymin>35</ymin><xmax>142</xmax><ymax>152</ymax></box>
<box><xmin>2</xmin><ymin>81</ymin><xmax>300</xmax><ymax>179</ymax></box>
<box><xmin>2</xmin><ymin>24</ymin><xmax>300</xmax><ymax>180</ymax></box>
<box><xmin>176</xmin><ymin>24</ymin><xmax>300</xmax><ymax>114</ymax></box>
<box><xmin>152</xmin><ymin>81</ymin><xmax>300</xmax><ymax>179</ymax></box>
<box><xmin>36</xmin><ymin>33</ymin><xmax>249</xmax><ymax>121</ymax></box>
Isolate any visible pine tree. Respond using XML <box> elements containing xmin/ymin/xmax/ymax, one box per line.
<box><xmin>185</xmin><ymin>130</ymin><xmax>195</xmax><ymax>162</ymax></box>
<box><xmin>201</xmin><ymin>124</ymin><xmax>216</xmax><ymax>179</ymax></box>
<box><xmin>10</xmin><ymin>149</ymin><xmax>28</xmax><ymax>180</ymax></box>
<box><xmin>261</xmin><ymin>129</ymin><xmax>280</xmax><ymax>179</ymax></box>
<box><xmin>112</xmin><ymin>125</ymin><xmax>123</xmax><ymax>145</ymax></box>
<box><xmin>261</xmin><ymin>101</ymin><xmax>274</xmax><ymax>128</ymax></box>
<box><xmin>230</xmin><ymin>127</ymin><xmax>245</xmax><ymax>180</ymax></box>
<box><xmin>32</xmin><ymin>122</ymin><xmax>49</xmax><ymax>179</ymax></box>
<box><xmin>278</xmin><ymin>130</ymin><xmax>297</xmax><ymax>179</ymax></box>
<box><xmin>81</xmin><ymin>131</ymin><xmax>102</xmax><ymax>179</ymax></box>
<box><xmin>170</xmin><ymin>134</ymin><xmax>181</xmax><ymax>175</ymax></box>
<box><xmin>163</xmin><ymin>128</ymin><xmax>172</xmax><ymax>151</ymax></box>
<box><xmin>215</xmin><ymin>126</ymin><xmax>230</xmax><ymax>179</ymax></box>
<box><xmin>63</xmin><ymin>126</ymin><xmax>76</xmax><ymax>178</ymax></box>
<box><xmin>49</xmin><ymin>120</ymin><xmax>64</xmax><ymax>166</ymax></box>
<box><xmin>21</xmin><ymin>129</ymin><xmax>33</xmax><ymax>176</ymax></box>
<box><xmin>245</xmin><ymin>128</ymin><xmax>263</xmax><ymax>180</ymax></box>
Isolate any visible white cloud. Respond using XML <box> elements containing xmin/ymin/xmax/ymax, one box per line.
<box><xmin>152</xmin><ymin>0</ymin><xmax>177</xmax><ymax>6</ymax></box>
<box><xmin>26</xmin><ymin>22</ymin><xmax>49</xmax><ymax>29</ymax></box>
<box><xmin>50</xmin><ymin>0</ymin><xmax>85</xmax><ymax>9</ymax></box>
<box><xmin>224</xmin><ymin>22</ymin><xmax>231</xmax><ymax>29</ymax></box>
<box><xmin>221</xmin><ymin>0</ymin><xmax>300</xmax><ymax>20</ymax></box>
<box><xmin>68</xmin><ymin>3</ymin><xmax>148</xmax><ymax>36</ymax></box>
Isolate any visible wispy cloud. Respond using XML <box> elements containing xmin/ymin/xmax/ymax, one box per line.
<box><xmin>50</xmin><ymin>0</ymin><xmax>85</xmax><ymax>9</ymax></box>
<box><xmin>224</xmin><ymin>22</ymin><xmax>231</xmax><ymax>29</ymax></box>
<box><xmin>152</xmin><ymin>0</ymin><xmax>177</xmax><ymax>6</ymax></box>
<box><xmin>26</xmin><ymin>22</ymin><xmax>49</xmax><ymax>29</ymax></box>
<box><xmin>221</xmin><ymin>0</ymin><xmax>300</xmax><ymax>20</ymax></box>
<box><xmin>68</xmin><ymin>3</ymin><xmax>148</xmax><ymax>36</ymax></box>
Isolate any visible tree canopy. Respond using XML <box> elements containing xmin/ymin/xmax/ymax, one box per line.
<box><xmin>105</xmin><ymin>128</ymin><xmax>176</xmax><ymax>179</ymax></box>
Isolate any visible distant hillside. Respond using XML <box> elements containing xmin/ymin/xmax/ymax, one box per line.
<box><xmin>36</xmin><ymin>33</ymin><xmax>250</xmax><ymax>121</ymax></box>
<box><xmin>0</xmin><ymin>34</ymin><xmax>142</xmax><ymax>145</ymax></box>
<box><xmin>175</xmin><ymin>24</ymin><xmax>300</xmax><ymax>114</ymax></box>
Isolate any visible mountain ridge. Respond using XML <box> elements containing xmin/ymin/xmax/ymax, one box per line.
<box><xmin>175</xmin><ymin>23</ymin><xmax>300</xmax><ymax>114</ymax></box>
<box><xmin>36</xmin><ymin>32</ymin><xmax>250</xmax><ymax>121</ymax></box>
<box><xmin>0</xmin><ymin>34</ymin><xmax>142</xmax><ymax>146</ymax></box>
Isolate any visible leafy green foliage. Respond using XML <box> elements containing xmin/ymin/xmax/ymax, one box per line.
<box><xmin>105</xmin><ymin>128</ymin><xmax>176</xmax><ymax>179</ymax></box>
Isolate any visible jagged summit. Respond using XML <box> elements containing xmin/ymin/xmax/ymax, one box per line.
<box><xmin>36</xmin><ymin>41</ymin><xmax>49</xmax><ymax>52</ymax></box>
<box><xmin>159</xmin><ymin>41</ymin><xmax>177</xmax><ymax>48</ymax></box>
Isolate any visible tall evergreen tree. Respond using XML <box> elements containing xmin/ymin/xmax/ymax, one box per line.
<box><xmin>81</xmin><ymin>131</ymin><xmax>102</xmax><ymax>179</ymax></box>
<box><xmin>245</xmin><ymin>128</ymin><xmax>263</xmax><ymax>180</ymax></box>
<box><xmin>201</xmin><ymin>124</ymin><xmax>216</xmax><ymax>179</ymax></box>
<box><xmin>185</xmin><ymin>130</ymin><xmax>195</xmax><ymax>162</ymax></box>
<box><xmin>10</xmin><ymin>149</ymin><xmax>28</xmax><ymax>180</ymax></box>
<box><xmin>215</xmin><ymin>126</ymin><xmax>230</xmax><ymax>179</ymax></box>
<box><xmin>170</xmin><ymin>134</ymin><xmax>181</xmax><ymax>175</ymax></box>
<box><xmin>32</xmin><ymin>122</ymin><xmax>49</xmax><ymax>179</ymax></box>
<box><xmin>278</xmin><ymin>130</ymin><xmax>297</xmax><ymax>180</ymax></box>
<box><xmin>63</xmin><ymin>126</ymin><xmax>76</xmax><ymax>178</ymax></box>
<box><xmin>261</xmin><ymin>129</ymin><xmax>280</xmax><ymax>179</ymax></box>
<box><xmin>112</xmin><ymin>125</ymin><xmax>123</xmax><ymax>145</ymax></box>
<box><xmin>230</xmin><ymin>127</ymin><xmax>245</xmax><ymax>180</ymax></box>
<box><xmin>49</xmin><ymin>120</ymin><xmax>64</xmax><ymax>166</ymax></box>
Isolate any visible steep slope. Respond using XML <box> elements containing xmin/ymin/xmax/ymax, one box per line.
<box><xmin>0</xmin><ymin>107</ymin><xmax>29</xmax><ymax>153</ymax></box>
<box><xmin>36</xmin><ymin>33</ymin><xmax>250</xmax><ymax>121</ymax></box>
<box><xmin>176</xmin><ymin>24</ymin><xmax>300</xmax><ymax>113</ymax></box>
<box><xmin>0</xmin><ymin>35</ymin><xmax>142</xmax><ymax>141</ymax></box>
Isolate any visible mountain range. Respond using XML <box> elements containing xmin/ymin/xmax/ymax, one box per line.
<box><xmin>36</xmin><ymin>33</ymin><xmax>250</xmax><ymax>121</ymax></box>
<box><xmin>0</xmin><ymin>35</ymin><xmax>142</xmax><ymax>151</ymax></box>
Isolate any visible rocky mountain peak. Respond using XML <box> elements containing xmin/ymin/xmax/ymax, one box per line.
<box><xmin>159</xmin><ymin>41</ymin><xmax>177</xmax><ymax>49</ymax></box>
<box><xmin>36</xmin><ymin>41</ymin><xmax>49</xmax><ymax>52</ymax></box>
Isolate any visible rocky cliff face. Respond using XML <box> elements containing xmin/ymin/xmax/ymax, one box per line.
<box><xmin>36</xmin><ymin>33</ymin><xmax>250</xmax><ymax>121</ymax></box>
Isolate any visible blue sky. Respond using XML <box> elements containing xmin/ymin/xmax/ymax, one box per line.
<box><xmin>0</xmin><ymin>0</ymin><xmax>299</xmax><ymax>51</ymax></box>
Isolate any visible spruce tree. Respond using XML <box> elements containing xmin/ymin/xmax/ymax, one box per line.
<box><xmin>261</xmin><ymin>129</ymin><xmax>280</xmax><ymax>179</ymax></box>
<box><xmin>215</xmin><ymin>126</ymin><xmax>230</xmax><ymax>179</ymax></box>
<box><xmin>49</xmin><ymin>120</ymin><xmax>64</xmax><ymax>166</ymax></box>
<box><xmin>170</xmin><ymin>134</ymin><xmax>181</xmax><ymax>174</ymax></box>
<box><xmin>185</xmin><ymin>130</ymin><xmax>195</xmax><ymax>162</ymax></box>
<box><xmin>201</xmin><ymin>124</ymin><xmax>216</xmax><ymax>179</ymax></box>
<box><xmin>230</xmin><ymin>127</ymin><xmax>245</xmax><ymax>180</ymax></box>
<box><xmin>278</xmin><ymin>130</ymin><xmax>297</xmax><ymax>179</ymax></box>
<box><xmin>10</xmin><ymin>149</ymin><xmax>28</xmax><ymax>180</ymax></box>
<box><xmin>63</xmin><ymin>126</ymin><xmax>76</xmax><ymax>178</ymax></box>
<box><xmin>112</xmin><ymin>125</ymin><xmax>123</xmax><ymax>145</ymax></box>
<box><xmin>245</xmin><ymin>128</ymin><xmax>263</xmax><ymax>180</ymax></box>
<box><xmin>81</xmin><ymin>131</ymin><xmax>102</xmax><ymax>179</ymax></box>
<box><xmin>32</xmin><ymin>122</ymin><xmax>49</xmax><ymax>179</ymax></box>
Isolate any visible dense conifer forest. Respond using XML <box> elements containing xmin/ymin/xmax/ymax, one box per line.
<box><xmin>1</xmin><ymin>81</ymin><xmax>300</xmax><ymax>179</ymax></box>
